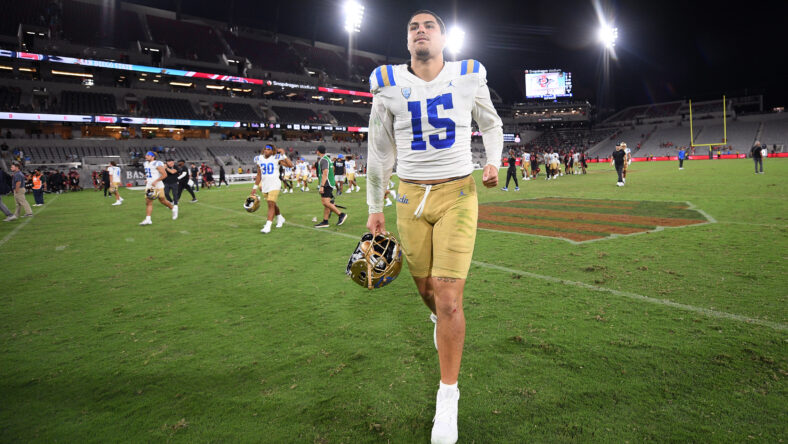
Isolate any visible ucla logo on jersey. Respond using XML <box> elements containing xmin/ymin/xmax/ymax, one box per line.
<box><xmin>401</xmin><ymin>87</ymin><xmax>411</xmax><ymax>99</ymax></box>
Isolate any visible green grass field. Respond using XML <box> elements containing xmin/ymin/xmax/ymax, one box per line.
<box><xmin>1</xmin><ymin>158</ymin><xmax>786</xmax><ymax>443</ymax></box>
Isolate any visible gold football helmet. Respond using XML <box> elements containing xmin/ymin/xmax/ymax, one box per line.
<box><xmin>244</xmin><ymin>195</ymin><xmax>261</xmax><ymax>213</ymax></box>
<box><xmin>346</xmin><ymin>232</ymin><xmax>402</xmax><ymax>289</ymax></box>
<box><xmin>145</xmin><ymin>188</ymin><xmax>160</xmax><ymax>200</ymax></box>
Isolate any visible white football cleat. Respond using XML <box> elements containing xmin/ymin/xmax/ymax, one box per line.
<box><xmin>276</xmin><ymin>215</ymin><xmax>285</xmax><ymax>228</ymax></box>
<box><xmin>385</xmin><ymin>199</ymin><xmax>393</xmax><ymax>207</ymax></box>
<box><xmin>430</xmin><ymin>313</ymin><xmax>438</xmax><ymax>351</ymax></box>
<box><xmin>172</xmin><ymin>205</ymin><xmax>179</xmax><ymax>220</ymax></box>
<box><xmin>346</xmin><ymin>189</ymin><xmax>352</xmax><ymax>193</ymax></box>
<box><xmin>139</xmin><ymin>219</ymin><xmax>152</xmax><ymax>225</ymax></box>
<box><xmin>616</xmin><ymin>182</ymin><xmax>624</xmax><ymax>187</ymax></box>
<box><xmin>261</xmin><ymin>224</ymin><xmax>272</xmax><ymax>234</ymax></box>
<box><xmin>431</xmin><ymin>386</ymin><xmax>459</xmax><ymax>444</ymax></box>
<box><xmin>112</xmin><ymin>201</ymin><xmax>122</xmax><ymax>206</ymax></box>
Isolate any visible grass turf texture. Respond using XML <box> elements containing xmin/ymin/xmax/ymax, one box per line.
<box><xmin>1</xmin><ymin>158</ymin><xmax>786</xmax><ymax>442</ymax></box>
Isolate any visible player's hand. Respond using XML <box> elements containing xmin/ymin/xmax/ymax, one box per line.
<box><xmin>367</xmin><ymin>212</ymin><xmax>386</xmax><ymax>235</ymax></box>
<box><xmin>250</xmin><ymin>188</ymin><xmax>256</xmax><ymax>196</ymax></box>
<box><xmin>482</xmin><ymin>164</ymin><xmax>499</xmax><ymax>188</ymax></box>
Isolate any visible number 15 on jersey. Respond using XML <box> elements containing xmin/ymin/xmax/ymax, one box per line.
<box><xmin>407</xmin><ymin>93</ymin><xmax>455</xmax><ymax>151</ymax></box>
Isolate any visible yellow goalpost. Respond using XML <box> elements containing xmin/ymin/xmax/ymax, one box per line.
<box><xmin>689</xmin><ymin>95</ymin><xmax>727</xmax><ymax>147</ymax></box>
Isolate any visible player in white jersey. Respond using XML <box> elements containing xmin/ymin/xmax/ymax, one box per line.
<box><xmin>365</xmin><ymin>10</ymin><xmax>502</xmax><ymax>444</ymax></box>
<box><xmin>622</xmin><ymin>142</ymin><xmax>632</xmax><ymax>183</ymax></box>
<box><xmin>282</xmin><ymin>164</ymin><xmax>295</xmax><ymax>193</ymax></box>
<box><xmin>572</xmin><ymin>151</ymin><xmax>580</xmax><ymax>174</ymax></box>
<box><xmin>139</xmin><ymin>151</ymin><xmax>176</xmax><ymax>225</ymax></box>
<box><xmin>251</xmin><ymin>144</ymin><xmax>293</xmax><ymax>233</ymax></box>
<box><xmin>345</xmin><ymin>155</ymin><xmax>360</xmax><ymax>192</ymax></box>
<box><xmin>521</xmin><ymin>151</ymin><xmax>531</xmax><ymax>180</ymax></box>
<box><xmin>107</xmin><ymin>161</ymin><xmax>124</xmax><ymax>205</ymax></box>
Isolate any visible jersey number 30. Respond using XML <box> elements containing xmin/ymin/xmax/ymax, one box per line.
<box><xmin>261</xmin><ymin>163</ymin><xmax>275</xmax><ymax>175</ymax></box>
<box><xmin>407</xmin><ymin>93</ymin><xmax>455</xmax><ymax>150</ymax></box>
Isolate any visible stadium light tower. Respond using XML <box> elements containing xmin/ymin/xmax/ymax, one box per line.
<box><xmin>599</xmin><ymin>24</ymin><xmax>618</xmax><ymax>49</ymax></box>
<box><xmin>344</xmin><ymin>1</ymin><xmax>365</xmax><ymax>33</ymax></box>
<box><xmin>446</xmin><ymin>26</ymin><xmax>465</xmax><ymax>57</ymax></box>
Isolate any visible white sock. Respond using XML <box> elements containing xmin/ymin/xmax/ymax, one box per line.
<box><xmin>145</xmin><ymin>216</ymin><xmax>151</xmax><ymax>222</ymax></box>
<box><xmin>264</xmin><ymin>221</ymin><xmax>272</xmax><ymax>228</ymax></box>
<box><xmin>439</xmin><ymin>381</ymin><xmax>458</xmax><ymax>391</ymax></box>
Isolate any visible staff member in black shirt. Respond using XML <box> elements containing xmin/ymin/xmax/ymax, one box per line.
<box><xmin>750</xmin><ymin>141</ymin><xmax>764</xmax><ymax>174</ymax></box>
<box><xmin>611</xmin><ymin>143</ymin><xmax>627</xmax><ymax>187</ymax></box>
<box><xmin>176</xmin><ymin>160</ymin><xmax>197</xmax><ymax>202</ymax></box>
<box><xmin>333</xmin><ymin>155</ymin><xmax>346</xmax><ymax>196</ymax></box>
<box><xmin>501</xmin><ymin>149</ymin><xmax>519</xmax><ymax>191</ymax></box>
<box><xmin>101</xmin><ymin>168</ymin><xmax>110</xmax><ymax>197</ymax></box>
<box><xmin>163</xmin><ymin>159</ymin><xmax>181</xmax><ymax>205</ymax></box>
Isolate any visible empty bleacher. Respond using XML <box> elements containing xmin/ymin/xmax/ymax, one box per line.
<box><xmin>0</xmin><ymin>0</ymin><xmax>51</xmax><ymax>37</ymax></box>
<box><xmin>58</xmin><ymin>90</ymin><xmax>117</xmax><ymax>115</ymax></box>
<box><xmin>224</xmin><ymin>33</ymin><xmax>303</xmax><ymax>74</ymax></box>
<box><xmin>330</xmin><ymin>110</ymin><xmax>369</xmax><ymax>127</ymax></box>
<box><xmin>760</xmin><ymin>117</ymin><xmax>788</xmax><ymax>147</ymax></box>
<box><xmin>272</xmin><ymin>106</ymin><xmax>323</xmax><ymax>124</ymax></box>
<box><xmin>0</xmin><ymin>86</ymin><xmax>22</xmax><ymax>111</ymax></box>
<box><xmin>146</xmin><ymin>15</ymin><xmax>225</xmax><ymax>62</ymax></box>
<box><xmin>144</xmin><ymin>96</ymin><xmax>201</xmax><ymax>119</ymax></box>
<box><xmin>211</xmin><ymin>102</ymin><xmax>260</xmax><ymax>122</ymax></box>
<box><xmin>293</xmin><ymin>43</ymin><xmax>348</xmax><ymax>79</ymax></box>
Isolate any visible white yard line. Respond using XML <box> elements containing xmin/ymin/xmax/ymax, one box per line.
<box><xmin>198</xmin><ymin>200</ymin><xmax>787</xmax><ymax>332</ymax></box>
<box><xmin>0</xmin><ymin>195</ymin><xmax>58</xmax><ymax>248</ymax></box>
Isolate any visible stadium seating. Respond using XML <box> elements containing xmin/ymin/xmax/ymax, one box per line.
<box><xmin>146</xmin><ymin>15</ymin><xmax>225</xmax><ymax>62</ymax></box>
<box><xmin>144</xmin><ymin>96</ymin><xmax>201</xmax><ymax>119</ymax></box>
<box><xmin>224</xmin><ymin>33</ymin><xmax>303</xmax><ymax>74</ymax></box>
<box><xmin>57</xmin><ymin>90</ymin><xmax>117</xmax><ymax>115</ymax></box>
<box><xmin>211</xmin><ymin>102</ymin><xmax>260</xmax><ymax>122</ymax></box>
<box><xmin>0</xmin><ymin>86</ymin><xmax>22</xmax><ymax>111</ymax></box>
<box><xmin>643</xmin><ymin>102</ymin><xmax>682</xmax><ymax>118</ymax></box>
<box><xmin>293</xmin><ymin>43</ymin><xmax>347</xmax><ymax>79</ymax></box>
<box><xmin>351</xmin><ymin>54</ymin><xmax>379</xmax><ymax>78</ymax></box>
<box><xmin>271</xmin><ymin>106</ymin><xmax>323</xmax><ymax>124</ymax></box>
<box><xmin>329</xmin><ymin>110</ymin><xmax>369</xmax><ymax>127</ymax></box>
<box><xmin>760</xmin><ymin>118</ymin><xmax>788</xmax><ymax>147</ymax></box>
<box><xmin>0</xmin><ymin>0</ymin><xmax>51</xmax><ymax>37</ymax></box>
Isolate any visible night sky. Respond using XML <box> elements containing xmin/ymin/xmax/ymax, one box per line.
<box><xmin>128</xmin><ymin>0</ymin><xmax>787</xmax><ymax>109</ymax></box>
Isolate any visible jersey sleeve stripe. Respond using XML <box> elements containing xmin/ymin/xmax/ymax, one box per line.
<box><xmin>380</xmin><ymin>65</ymin><xmax>396</xmax><ymax>86</ymax></box>
<box><xmin>461</xmin><ymin>60</ymin><xmax>468</xmax><ymax>75</ymax></box>
<box><xmin>374</xmin><ymin>67</ymin><xmax>384</xmax><ymax>88</ymax></box>
<box><xmin>472</xmin><ymin>59</ymin><xmax>480</xmax><ymax>73</ymax></box>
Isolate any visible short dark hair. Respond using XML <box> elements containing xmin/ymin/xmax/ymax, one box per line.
<box><xmin>166</xmin><ymin>158</ymin><xmax>174</xmax><ymax>162</ymax></box>
<box><xmin>407</xmin><ymin>10</ymin><xmax>446</xmax><ymax>34</ymax></box>
<box><xmin>109</xmin><ymin>161</ymin><xmax>116</xmax><ymax>166</ymax></box>
<box><xmin>317</xmin><ymin>145</ymin><xmax>326</xmax><ymax>154</ymax></box>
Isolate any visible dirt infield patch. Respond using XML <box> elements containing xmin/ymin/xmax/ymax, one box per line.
<box><xmin>479</xmin><ymin>198</ymin><xmax>711</xmax><ymax>243</ymax></box>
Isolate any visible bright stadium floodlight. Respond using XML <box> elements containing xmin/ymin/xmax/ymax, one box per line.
<box><xmin>446</xmin><ymin>26</ymin><xmax>465</xmax><ymax>54</ymax></box>
<box><xmin>599</xmin><ymin>24</ymin><xmax>618</xmax><ymax>48</ymax></box>
<box><xmin>344</xmin><ymin>1</ymin><xmax>365</xmax><ymax>33</ymax></box>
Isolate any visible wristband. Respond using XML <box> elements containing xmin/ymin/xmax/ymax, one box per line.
<box><xmin>253</xmin><ymin>184</ymin><xmax>258</xmax><ymax>190</ymax></box>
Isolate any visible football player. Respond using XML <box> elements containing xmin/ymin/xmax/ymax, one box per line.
<box><xmin>139</xmin><ymin>151</ymin><xmax>176</xmax><ymax>225</ymax></box>
<box><xmin>622</xmin><ymin>142</ymin><xmax>631</xmax><ymax>183</ymax></box>
<box><xmin>345</xmin><ymin>155</ymin><xmax>360</xmax><ymax>193</ymax></box>
<box><xmin>521</xmin><ymin>150</ymin><xmax>531</xmax><ymax>180</ymax></box>
<box><xmin>281</xmin><ymin>162</ymin><xmax>295</xmax><ymax>193</ymax></box>
<box><xmin>251</xmin><ymin>144</ymin><xmax>293</xmax><ymax>233</ymax></box>
<box><xmin>365</xmin><ymin>10</ymin><xmax>503</xmax><ymax>444</ymax></box>
<box><xmin>108</xmin><ymin>161</ymin><xmax>124</xmax><ymax>205</ymax></box>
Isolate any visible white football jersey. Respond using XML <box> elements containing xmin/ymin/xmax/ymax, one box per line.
<box><xmin>108</xmin><ymin>166</ymin><xmax>121</xmax><ymax>182</ymax></box>
<box><xmin>366</xmin><ymin>60</ymin><xmax>503</xmax><ymax>213</ymax></box>
<box><xmin>143</xmin><ymin>160</ymin><xmax>164</xmax><ymax>186</ymax></box>
<box><xmin>346</xmin><ymin>159</ymin><xmax>356</xmax><ymax>174</ymax></box>
<box><xmin>523</xmin><ymin>153</ymin><xmax>530</xmax><ymax>162</ymax></box>
<box><xmin>255</xmin><ymin>153</ymin><xmax>284</xmax><ymax>192</ymax></box>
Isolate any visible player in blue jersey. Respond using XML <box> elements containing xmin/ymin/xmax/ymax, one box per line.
<box><xmin>365</xmin><ymin>10</ymin><xmax>503</xmax><ymax>444</ymax></box>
